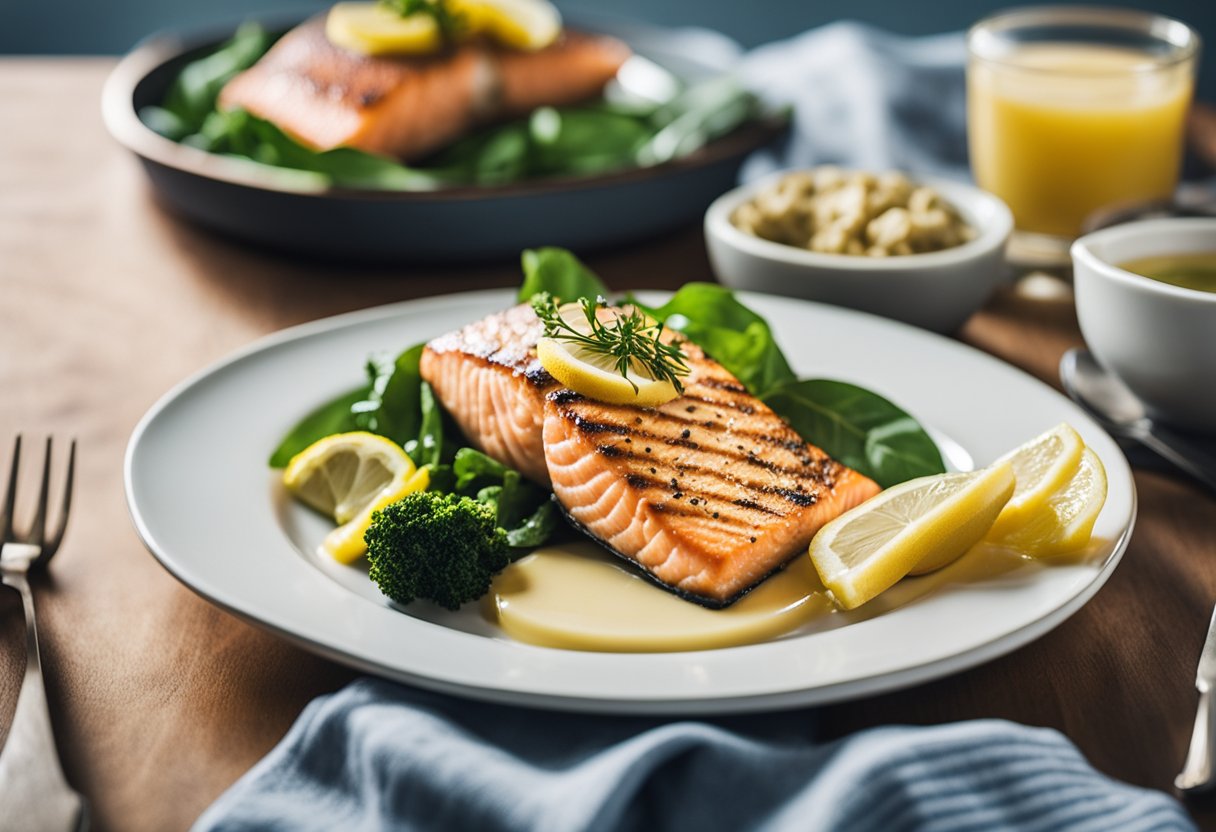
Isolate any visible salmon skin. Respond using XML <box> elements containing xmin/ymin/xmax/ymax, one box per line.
<box><xmin>218</xmin><ymin>17</ymin><xmax>630</xmax><ymax>161</ymax></box>
<box><xmin>420</xmin><ymin>304</ymin><xmax>880</xmax><ymax>608</ymax></box>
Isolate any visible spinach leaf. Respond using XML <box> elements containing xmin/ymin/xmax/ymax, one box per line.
<box><xmin>640</xmin><ymin>283</ymin><xmax>796</xmax><ymax>397</ymax></box>
<box><xmin>268</xmin><ymin>386</ymin><xmax>368</xmax><ymax>468</ymax></box>
<box><xmin>424</xmin><ymin>124</ymin><xmax>532</xmax><ymax>186</ymax></box>
<box><xmin>505</xmin><ymin>501</ymin><xmax>559</xmax><ymax>548</ymax></box>
<box><xmin>422</xmin><ymin>463</ymin><xmax>456</xmax><ymax>494</ymax></box>
<box><xmin>517</xmin><ymin>247</ymin><xmax>609</xmax><ymax>302</ymax></box>
<box><xmin>452</xmin><ymin>448</ymin><xmax>557</xmax><ymax>549</ymax></box>
<box><xmin>352</xmin><ymin>344</ymin><xmax>425</xmax><ymax>447</ymax></box>
<box><xmin>527</xmin><ymin>107</ymin><xmax>652</xmax><ymax>176</ymax></box>
<box><xmin>452</xmin><ymin>447</ymin><xmax>509</xmax><ymax>491</ymax></box>
<box><xmin>639</xmin><ymin>75</ymin><xmax>760</xmax><ymax>166</ymax></box>
<box><xmin>407</xmin><ymin>382</ymin><xmax>447</xmax><ymax>467</ymax></box>
<box><xmin>494</xmin><ymin>469</ymin><xmax>546</xmax><ymax>530</ymax></box>
<box><xmin>157</xmin><ymin>22</ymin><xmax>271</xmax><ymax>132</ymax></box>
<box><xmin>764</xmin><ymin>379</ymin><xmax>945</xmax><ymax>488</ymax></box>
<box><xmin>176</xmin><ymin>109</ymin><xmax>448</xmax><ymax>190</ymax></box>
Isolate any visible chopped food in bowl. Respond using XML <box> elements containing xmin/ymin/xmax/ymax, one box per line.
<box><xmin>731</xmin><ymin>167</ymin><xmax>977</xmax><ymax>257</ymax></box>
<box><xmin>705</xmin><ymin>169</ymin><xmax>1013</xmax><ymax>333</ymax></box>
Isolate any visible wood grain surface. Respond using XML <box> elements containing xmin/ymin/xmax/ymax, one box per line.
<box><xmin>1</xmin><ymin>59</ymin><xmax>1214</xmax><ymax>831</ymax></box>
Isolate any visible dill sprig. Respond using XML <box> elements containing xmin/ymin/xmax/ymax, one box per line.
<box><xmin>378</xmin><ymin>0</ymin><xmax>465</xmax><ymax>39</ymax></box>
<box><xmin>532</xmin><ymin>293</ymin><xmax>690</xmax><ymax>395</ymax></box>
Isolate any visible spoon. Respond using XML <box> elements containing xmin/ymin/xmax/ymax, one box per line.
<box><xmin>1060</xmin><ymin>349</ymin><xmax>1216</xmax><ymax>493</ymax></box>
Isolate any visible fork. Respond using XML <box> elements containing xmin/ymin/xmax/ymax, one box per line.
<box><xmin>0</xmin><ymin>436</ymin><xmax>87</xmax><ymax>831</ymax></box>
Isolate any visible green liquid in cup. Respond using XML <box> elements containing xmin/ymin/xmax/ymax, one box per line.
<box><xmin>1119</xmin><ymin>253</ymin><xmax>1216</xmax><ymax>294</ymax></box>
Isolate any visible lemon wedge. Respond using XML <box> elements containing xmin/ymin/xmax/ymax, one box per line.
<box><xmin>810</xmin><ymin>462</ymin><xmax>1016</xmax><ymax>609</ymax></box>
<box><xmin>283</xmin><ymin>432</ymin><xmax>429</xmax><ymax>563</ymax></box>
<box><xmin>327</xmin><ymin>0</ymin><xmax>560</xmax><ymax>56</ymax></box>
<box><xmin>326</xmin><ymin>3</ymin><xmax>443</xmax><ymax>56</ymax></box>
<box><xmin>988</xmin><ymin>447</ymin><xmax>1107</xmax><ymax>556</ymax></box>
<box><xmin>536</xmin><ymin>303</ymin><xmax>683</xmax><ymax>408</ymax></box>
<box><xmin>986</xmin><ymin>423</ymin><xmax>1084</xmax><ymax>539</ymax></box>
<box><xmin>450</xmin><ymin>0</ymin><xmax>561</xmax><ymax>50</ymax></box>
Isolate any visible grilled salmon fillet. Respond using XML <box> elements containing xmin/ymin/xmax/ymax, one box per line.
<box><xmin>420</xmin><ymin>304</ymin><xmax>881</xmax><ymax>607</ymax></box>
<box><xmin>420</xmin><ymin>304</ymin><xmax>557</xmax><ymax>484</ymax></box>
<box><xmin>543</xmin><ymin>347</ymin><xmax>880</xmax><ymax>607</ymax></box>
<box><xmin>218</xmin><ymin>17</ymin><xmax>630</xmax><ymax>161</ymax></box>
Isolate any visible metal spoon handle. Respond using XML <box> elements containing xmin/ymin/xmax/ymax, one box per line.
<box><xmin>1140</xmin><ymin>426</ymin><xmax>1216</xmax><ymax>494</ymax></box>
<box><xmin>1178</xmin><ymin>685</ymin><xmax>1216</xmax><ymax>793</ymax></box>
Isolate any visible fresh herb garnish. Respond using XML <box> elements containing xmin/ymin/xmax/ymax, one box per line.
<box><xmin>531</xmin><ymin>292</ymin><xmax>690</xmax><ymax>395</ymax></box>
<box><xmin>378</xmin><ymin>0</ymin><xmax>465</xmax><ymax>39</ymax></box>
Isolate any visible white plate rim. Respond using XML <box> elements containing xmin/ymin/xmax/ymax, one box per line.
<box><xmin>124</xmin><ymin>289</ymin><xmax>1136</xmax><ymax>715</ymax></box>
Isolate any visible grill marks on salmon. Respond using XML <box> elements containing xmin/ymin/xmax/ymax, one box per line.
<box><xmin>543</xmin><ymin>347</ymin><xmax>879</xmax><ymax>607</ymax></box>
<box><xmin>420</xmin><ymin>304</ymin><xmax>881</xmax><ymax>607</ymax></box>
<box><xmin>218</xmin><ymin>17</ymin><xmax>630</xmax><ymax>161</ymax></box>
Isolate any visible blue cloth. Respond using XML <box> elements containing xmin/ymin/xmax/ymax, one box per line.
<box><xmin>194</xmin><ymin>24</ymin><xmax>1194</xmax><ymax>832</ymax></box>
<box><xmin>194</xmin><ymin>678</ymin><xmax>1192</xmax><ymax>832</ymax></box>
<box><xmin>738</xmin><ymin>22</ymin><xmax>970</xmax><ymax>182</ymax></box>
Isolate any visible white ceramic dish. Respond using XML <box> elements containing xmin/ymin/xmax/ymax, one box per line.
<box><xmin>125</xmin><ymin>289</ymin><xmax>1134</xmax><ymax>714</ymax></box>
<box><xmin>703</xmin><ymin>173</ymin><xmax>1013</xmax><ymax>333</ymax></box>
<box><xmin>1072</xmin><ymin>217</ymin><xmax>1216</xmax><ymax>435</ymax></box>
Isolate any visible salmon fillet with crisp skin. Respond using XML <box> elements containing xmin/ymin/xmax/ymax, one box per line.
<box><xmin>218</xmin><ymin>17</ymin><xmax>630</xmax><ymax>161</ymax></box>
<box><xmin>420</xmin><ymin>304</ymin><xmax>880</xmax><ymax>608</ymax></box>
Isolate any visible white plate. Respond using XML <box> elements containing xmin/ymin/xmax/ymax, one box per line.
<box><xmin>125</xmin><ymin>290</ymin><xmax>1135</xmax><ymax>714</ymax></box>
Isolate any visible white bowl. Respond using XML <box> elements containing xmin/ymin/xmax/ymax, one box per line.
<box><xmin>703</xmin><ymin>173</ymin><xmax>1013</xmax><ymax>333</ymax></box>
<box><xmin>1072</xmin><ymin>217</ymin><xmax>1216</xmax><ymax>434</ymax></box>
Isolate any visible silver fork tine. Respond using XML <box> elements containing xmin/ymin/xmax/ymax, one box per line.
<box><xmin>42</xmin><ymin>439</ymin><xmax>76</xmax><ymax>561</ymax></box>
<box><xmin>29</xmin><ymin>437</ymin><xmax>53</xmax><ymax>548</ymax></box>
<box><xmin>1</xmin><ymin>434</ymin><xmax>20</xmax><ymax>543</ymax></box>
<box><xmin>0</xmin><ymin>434</ymin><xmax>88</xmax><ymax>830</ymax></box>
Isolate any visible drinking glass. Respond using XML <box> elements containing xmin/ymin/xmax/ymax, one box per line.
<box><xmin>967</xmin><ymin>7</ymin><xmax>1199</xmax><ymax>266</ymax></box>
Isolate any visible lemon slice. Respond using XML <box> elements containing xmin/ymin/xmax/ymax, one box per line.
<box><xmin>326</xmin><ymin>3</ymin><xmax>443</xmax><ymax>56</ymax></box>
<box><xmin>986</xmin><ymin>423</ymin><xmax>1084</xmax><ymax>539</ymax></box>
<box><xmin>451</xmin><ymin>0</ymin><xmax>561</xmax><ymax>50</ymax></box>
<box><xmin>536</xmin><ymin>303</ymin><xmax>682</xmax><ymax>407</ymax></box>
<box><xmin>810</xmin><ymin>462</ymin><xmax>1016</xmax><ymax>609</ymax></box>
<box><xmin>989</xmin><ymin>447</ymin><xmax>1107</xmax><ymax>556</ymax></box>
<box><xmin>283</xmin><ymin>432</ymin><xmax>429</xmax><ymax>563</ymax></box>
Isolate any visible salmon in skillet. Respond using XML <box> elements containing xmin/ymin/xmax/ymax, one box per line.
<box><xmin>218</xmin><ymin>17</ymin><xmax>630</xmax><ymax>161</ymax></box>
<box><xmin>420</xmin><ymin>304</ymin><xmax>880</xmax><ymax>607</ymax></box>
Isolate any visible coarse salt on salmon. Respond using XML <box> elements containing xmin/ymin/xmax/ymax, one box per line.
<box><xmin>420</xmin><ymin>304</ymin><xmax>556</xmax><ymax>484</ymax></box>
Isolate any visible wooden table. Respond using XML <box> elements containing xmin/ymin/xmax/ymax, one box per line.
<box><xmin>2</xmin><ymin>59</ymin><xmax>1214</xmax><ymax>832</ymax></box>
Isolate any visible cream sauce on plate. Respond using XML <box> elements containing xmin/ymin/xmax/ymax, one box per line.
<box><xmin>485</xmin><ymin>539</ymin><xmax>1073</xmax><ymax>653</ymax></box>
<box><xmin>488</xmin><ymin>542</ymin><xmax>837</xmax><ymax>652</ymax></box>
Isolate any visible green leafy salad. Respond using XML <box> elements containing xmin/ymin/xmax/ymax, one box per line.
<box><xmin>140</xmin><ymin>22</ymin><xmax>766</xmax><ymax>191</ymax></box>
<box><xmin>272</xmin><ymin>248</ymin><xmax>946</xmax><ymax>609</ymax></box>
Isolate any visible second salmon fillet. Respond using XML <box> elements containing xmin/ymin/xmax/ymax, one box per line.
<box><xmin>218</xmin><ymin>17</ymin><xmax>630</xmax><ymax>161</ymax></box>
<box><xmin>420</xmin><ymin>303</ymin><xmax>880</xmax><ymax>607</ymax></box>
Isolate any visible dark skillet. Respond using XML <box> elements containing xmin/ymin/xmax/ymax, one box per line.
<box><xmin>102</xmin><ymin>12</ymin><xmax>786</xmax><ymax>264</ymax></box>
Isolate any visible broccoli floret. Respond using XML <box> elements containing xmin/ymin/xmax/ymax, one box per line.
<box><xmin>365</xmin><ymin>491</ymin><xmax>510</xmax><ymax>610</ymax></box>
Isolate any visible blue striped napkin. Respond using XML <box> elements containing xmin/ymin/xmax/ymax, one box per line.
<box><xmin>193</xmin><ymin>678</ymin><xmax>1191</xmax><ymax>831</ymax></box>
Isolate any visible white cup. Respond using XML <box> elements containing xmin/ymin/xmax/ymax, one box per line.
<box><xmin>1072</xmin><ymin>217</ymin><xmax>1216</xmax><ymax>434</ymax></box>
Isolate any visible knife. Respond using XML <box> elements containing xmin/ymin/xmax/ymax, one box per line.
<box><xmin>1176</xmin><ymin>604</ymin><xmax>1216</xmax><ymax>793</ymax></box>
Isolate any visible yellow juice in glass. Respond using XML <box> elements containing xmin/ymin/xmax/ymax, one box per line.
<box><xmin>969</xmin><ymin>44</ymin><xmax>1193</xmax><ymax>238</ymax></box>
